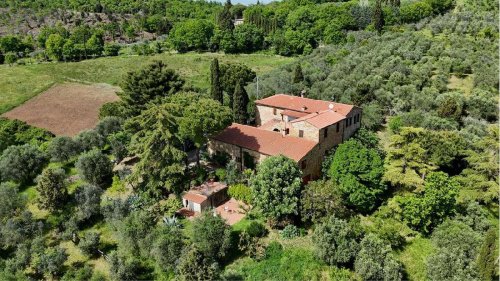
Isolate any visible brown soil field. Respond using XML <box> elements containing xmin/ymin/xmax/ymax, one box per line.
<box><xmin>2</xmin><ymin>83</ymin><xmax>120</xmax><ymax>136</ymax></box>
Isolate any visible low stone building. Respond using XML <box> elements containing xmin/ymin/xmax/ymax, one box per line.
<box><xmin>182</xmin><ymin>181</ymin><xmax>228</xmax><ymax>213</ymax></box>
<box><xmin>208</xmin><ymin>94</ymin><xmax>362</xmax><ymax>182</ymax></box>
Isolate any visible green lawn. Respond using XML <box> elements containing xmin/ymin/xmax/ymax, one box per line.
<box><xmin>0</xmin><ymin>52</ymin><xmax>294</xmax><ymax>114</ymax></box>
<box><xmin>396</xmin><ymin>237</ymin><xmax>435</xmax><ymax>281</ymax></box>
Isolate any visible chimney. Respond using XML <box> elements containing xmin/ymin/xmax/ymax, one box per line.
<box><xmin>328</xmin><ymin>104</ymin><xmax>334</xmax><ymax>111</ymax></box>
<box><xmin>300</xmin><ymin>89</ymin><xmax>306</xmax><ymax>98</ymax></box>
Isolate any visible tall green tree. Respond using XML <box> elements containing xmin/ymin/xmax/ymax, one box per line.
<box><xmin>354</xmin><ymin>234</ymin><xmax>403</xmax><ymax>281</ymax></box>
<box><xmin>292</xmin><ymin>64</ymin><xmax>303</xmax><ymax>84</ymax></box>
<box><xmin>218</xmin><ymin>0</ymin><xmax>234</xmax><ymax>31</ymax></box>
<box><xmin>251</xmin><ymin>155</ymin><xmax>302</xmax><ymax>224</ymax></box>
<box><xmin>300</xmin><ymin>180</ymin><xmax>349</xmax><ymax>224</ymax></box>
<box><xmin>45</xmin><ymin>34</ymin><xmax>65</xmax><ymax>61</ymax></box>
<box><xmin>328</xmin><ymin>140</ymin><xmax>386</xmax><ymax>213</ymax></box>
<box><xmin>0</xmin><ymin>144</ymin><xmax>47</xmax><ymax>185</ymax></box>
<box><xmin>210</xmin><ymin>58</ymin><xmax>223</xmax><ymax>103</ymax></box>
<box><xmin>220</xmin><ymin>63</ymin><xmax>256</xmax><ymax>108</ymax></box>
<box><xmin>36</xmin><ymin>168</ymin><xmax>67</xmax><ymax>212</ymax></box>
<box><xmin>119</xmin><ymin>60</ymin><xmax>184</xmax><ymax>115</ymax></box>
<box><xmin>126</xmin><ymin>103</ymin><xmax>186</xmax><ymax>196</ymax></box>
<box><xmin>312</xmin><ymin>216</ymin><xmax>363</xmax><ymax>266</ymax></box>
<box><xmin>191</xmin><ymin>212</ymin><xmax>232</xmax><ymax>261</ymax></box>
<box><xmin>179</xmin><ymin>98</ymin><xmax>232</xmax><ymax>166</ymax></box>
<box><xmin>477</xmin><ymin>228</ymin><xmax>498</xmax><ymax>281</ymax></box>
<box><xmin>176</xmin><ymin>245</ymin><xmax>220</xmax><ymax>281</ymax></box>
<box><xmin>373</xmin><ymin>0</ymin><xmax>385</xmax><ymax>34</ymax></box>
<box><xmin>75</xmin><ymin>150</ymin><xmax>113</xmax><ymax>188</ymax></box>
<box><xmin>232</xmin><ymin>80</ymin><xmax>249</xmax><ymax>124</ymax></box>
<box><xmin>398</xmin><ymin>172</ymin><xmax>459</xmax><ymax>234</ymax></box>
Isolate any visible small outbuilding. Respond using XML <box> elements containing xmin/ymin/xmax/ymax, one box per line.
<box><xmin>182</xmin><ymin>181</ymin><xmax>228</xmax><ymax>213</ymax></box>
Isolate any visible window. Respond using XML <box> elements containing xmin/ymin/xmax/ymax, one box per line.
<box><xmin>301</xmin><ymin>160</ymin><xmax>307</xmax><ymax>169</ymax></box>
<box><xmin>273</xmin><ymin>108</ymin><xmax>277</xmax><ymax>115</ymax></box>
<box><xmin>324</xmin><ymin>128</ymin><xmax>328</xmax><ymax>138</ymax></box>
<box><xmin>299</xmin><ymin>130</ymin><xmax>304</xmax><ymax>138</ymax></box>
<box><xmin>346</xmin><ymin>119</ymin><xmax>349</xmax><ymax>127</ymax></box>
<box><xmin>336</xmin><ymin>123</ymin><xmax>340</xmax><ymax>132</ymax></box>
<box><xmin>285</xmin><ymin>128</ymin><xmax>290</xmax><ymax>135</ymax></box>
<box><xmin>349</xmin><ymin>117</ymin><xmax>353</xmax><ymax>126</ymax></box>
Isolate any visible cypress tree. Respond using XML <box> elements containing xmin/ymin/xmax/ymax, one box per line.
<box><xmin>292</xmin><ymin>64</ymin><xmax>304</xmax><ymax>84</ymax></box>
<box><xmin>218</xmin><ymin>0</ymin><xmax>234</xmax><ymax>31</ymax></box>
<box><xmin>373</xmin><ymin>0</ymin><xmax>385</xmax><ymax>35</ymax></box>
<box><xmin>233</xmin><ymin>80</ymin><xmax>249</xmax><ymax>124</ymax></box>
<box><xmin>477</xmin><ymin>228</ymin><xmax>498</xmax><ymax>281</ymax></box>
<box><xmin>210</xmin><ymin>58</ymin><xmax>223</xmax><ymax>104</ymax></box>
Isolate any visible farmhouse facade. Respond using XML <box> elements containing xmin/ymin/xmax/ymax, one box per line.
<box><xmin>208</xmin><ymin>94</ymin><xmax>362</xmax><ymax>182</ymax></box>
<box><xmin>182</xmin><ymin>181</ymin><xmax>228</xmax><ymax>213</ymax></box>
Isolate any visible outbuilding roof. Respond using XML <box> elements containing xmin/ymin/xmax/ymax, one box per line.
<box><xmin>211</xmin><ymin>123</ymin><xmax>317</xmax><ymax>161</ymax></box>
<box><xmin>255</xmin><ymin>94</ymin><xmax>355</xmax><ymax>117</ymax></box>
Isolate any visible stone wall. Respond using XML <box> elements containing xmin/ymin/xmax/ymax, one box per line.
<box><xmin>342</xmin><ymin>107</ymin><xmax>362</xmax><ymax>139</ymax></box>
<box><xmin>256</xmin><ymin>105</ymin><xmax>283</xmax><ymax>126</ymax></box>
<box><xmin>288</xmin><ymin>120</ymin><xmax>319</xmax><ymax>142</ymax></box>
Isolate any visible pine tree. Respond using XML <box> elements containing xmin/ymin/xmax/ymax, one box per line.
<box><xmin>233</xmin><ymin>80</ymin><xmax>249</xmax><ymax>124</ymax></box>
<box><xmin>36</xmin><ymin>168</ymin><xmax>67</xmax><ymax>211</ymax></box>
<box><xmin>292</xmin><ymin>64</ymin><xmax>304</xmax><ymax>84</ymax></box>
<box><xmin>373</xmin><ymin>0</ymin><xmax>385</xmax><ymax>35</ymax></box>
<box><xmin>218</xmin><ymin>0</ymin><xmax>234</xmax><ymax>31</ymax></box>
<box><xmin>210</xmin><ymin>58</ymin><xmax>223</xmax><ymax>103</ymax></box>
<box><xmin>477</xmin><ymin>228</ymin><xmax>498</xmax><ymax>281</ymax></box>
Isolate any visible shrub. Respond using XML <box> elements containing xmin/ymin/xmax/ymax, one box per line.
<box><xmin>78</xmin><ymin>232</ymin><xmax>100</xmax><ymax>257</ymax></box>
<box><xmin>47</xmin><ymin>136</ymin><xmax>81</xmax><ymax>162</ymax></box>
<box><xmin>75</xmin><ymin>184</ymin><xmax>103</xmax><ymax>222</ymax></box>
<box><xmin>75</xmin><ymin>130</ymin><xmax>105</xmax><ymax>151</ymax></box>
<box><xmin>215</xmin><ymin>168</ymin><xmax>226</xmax><ymax>182</ymax></box>
<box><xmin>95</xmin><ymin>116</ymin><xmax>123</xmax><ymax>138</ymax></box>
<box><xmin>75</xmin><ymin>149</ymin><xmax>113</xmax><ymax>188</ymax></box>
<box><xmin>246</xmin><ymin>221</ymin><xmax>267</xmax><ymax>238</ymax></box>
<box><xmin>264</xmin><ymin>241</ymin><xmax>283</xmax><ymax>259</ymax></box>
<box><xmin>36</xmin><ymin>168</ymin><xmax>67</xmax><ymax>211</ymax></box>
<box><xmin>0</xmin><ymin>144</ymin><xmax>47</xmax><ymax>184</ymax></box>
<box><xmin>99</xmin><ymin>101</ymin><xmax>126</xmax><ymax>119</ymax></box>
<box><xmin>228</xmin><ymin>183</ymin><xmax>252</xmax><ymax>204</ymax></box>
<box><xmin>400</xmin><ymin>2</ymin><xmax>433</xmax><ymax>23</ymax></box>
<box><xmin>103</xmin><ymin>43</ymin><xmax>121</xmax><ymax>56</ymax></box>
<box><xmin>281</xmin><ymin>225</ymin><xmax>300</xmax><ymax>239</ymax></box>
<box><xmin>388</xmin><ymin>116</ymin><xmax>403</xmax><ymax>134</ymax></box>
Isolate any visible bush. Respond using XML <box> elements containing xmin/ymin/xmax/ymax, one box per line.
<box><xmin>47</xmin><ymin>136</ymin><xmax>81</xmax><ymax>162</ymax></box>
<box><xmin>75</xmin><ymin>130</ymin><xmax>105</xmax><ymax>151</ymax></box>
<box><xmin>36</xmin><ymin>168</ymin><xmax>67</xmax><ymax>211</ymax></box>
<box><xmin>78</xmin><ymin>232</ymin><xmax>100</xmax><ymax>257</ymax></box>
<box><xmin>95</xmin><ymin>116</ymin><xmax>123</xmax><ymax>138</ymax></box>
<box><xmin>0</xmin><ymin>144</ymin><xmax>47</xmax><ymax>184</ymax></box>
<box><xmin>228</xmin><ymin>183</ymin><xmax>252</xmax><ymax>204</ymax></box>
<box><xmin>246</xmin><ymin>221</ymin><xmax>267</xmax><ymax>238</ymax></box>
<box><xmin>75</xmin><ymin>184</ymin><xmax>103</xmax><ymax>222</ymax></box>
<box><xmin>264</xmin><ymin>241</ymin><xmax>283</xmax><ymax>259</ymax></box>
<box><xmin>75</xmin><ymin>149</ymin><xmax>113</xmax><ymax>188</ymax></box>
<box><xmin>103</xmin><ymin>43</ymin><xmax>121</xmax><ymax>56</ymax></box>
<box><xmin>215</xmin><ymin>168</ymin><xmax>226</xmax><ymax>181</ymax></box>
<box><xmin>388</xmin><ymin>116</ymin><xmax>403</xmax><ymax>134</ymax></box>
<box><xmin>400</xmin><ymin>2</ymin><xmax>433</xmax><ymax>23</ymax></box>
<box><xmin>99</xmin><ymin>101</ymin><xmax>126</xmax><ymax>119</ymax></box>
<box><xmin>281</xmin><ymin>225</ymin><xmax>300</xmax><ymax>239</ymax></box>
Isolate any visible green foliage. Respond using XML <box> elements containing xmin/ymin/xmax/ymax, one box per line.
<box><xmin>250</xmin><ymin>155</ymin><xmax>302</xmax><ymax>224</ymax></box>
<box><xmin>108</xmin><ymin>251</ymin><xmax>141</xmax><ymax>281</ymax></box>
<box><xmin>228</xmin><ymin>183</ymin><xmax>252</xmax><ymax>204</ymax></box>
<box><xmin>75</xmin><ymin>149</ymin><xmax>113</xmax><ymax>188</ymax></box>
<box><xmin>33</xmin><ymin>247</ymin><xmax>68</xmax><ymax>278</ymax></box>
<box><xmin>108</xmin><ymin>131</ymin><xmax>130</xmax><ymax>162</ymax></box>
<box><xmin>45</xmin><ymin>33</ymin><xmax>65</xmax><ymax>61</ymax></box>
<box><xmin>75</xmin><ymin>130</ymin><xmax>105</xmax><ymax>152</ymax></box>
<box><xmin>233</xmin><ymin>80</ymin><xmax>249</xmax><ymax>124</ymax></box>
<box><xmin>169</xmin><ymin>19</ymin><xmax>214</xmax><ymax>52</ymax></box>
<box><xmin>176</xmin><ymin>245</ymin><xmax>220</xmax><ymax>281</ymax></box>
<box><xmin>215</xmin><ymin>168</ymin><xmax>226</xmax><ymax>182</ymax></box>
<box><xmin>74</xmin><ymin>184</ymin><xmax>103</xmax><ymax>222</ymax></box>
<box><xmin>220</xmin><ymin>63</ymin><xmax>256</xmax><ymax>108</ymax></box>
<box><xmin>312</xmin><ymin>216</ymin><xmax>362</xmax><ymax>266</ymax></box>
<box><xmin>245</xmin><ymin>221</ymin><xmax>267</xmax><ymax>238</ymax></box>
<box><xmin>398</xmin><ymin>172</ymin><xmax>459</xmax><ymax>234</ymax></box>
<box><xmin>47</xmin><ymin>136</ymin><xmax>81</xmax><ymax>162</ymax></box>
<box><xmin>477</xmin><ymin>228</ymin><xmax>498</xmax><ymax>281</ymax></box>
<box><xmin>426</xmin><ymin>220</ymin><xmax>482</xmax><ymax>280</ymax></box>
<box><xmin>0</xmin><ymin>144</ymin><xmax>47</xmax><ymax>184</ymax></box>
<box><xmin>280</xmin><ymin>225</ymin><xmax>300</xmax><ymax>239</ymax></box>
<box><xmin>300</xmin><ymin>179</ymin><xmax>349</xmax><ymax>224</ymax></box>
<box><xmin>191</xmin><ymin>212</ymin><xmax>232</xmax><ymax>261</ymax></box>
<box><xmin>119</xmin><ymin>60</ymin><xmax>185</xmax><ymax>115</ymax></box>
<box><xmin>218</xmin><ymin>0</ymin><xmax>234</xmax><ymax>31</ymax></box>
<box><xmin>126</xmin><ymin>103</ymin><xmax>186</xmax><ymax>196</ymax></box>
<box><xmin>78</xmin><ymin>231</ymin><xmax>100</xmax><ymax>256</ymax></box>
<box><xmin>388</xmin><ymin>116</ymin><xmax>403</xmax><ymax>134</ymax></box>
<box><xmin>400</xmin><ymin>2</ymin><xmax>433</xmax><ymax>23</ymax></box>
<box><xmin>103</xmin><ymin>43</ymin><xmax>121</xmax><ymax>56</ymax></box>
<box><xmin>61</xmin><ymin>265</ymin><xmax>94</xmax><ymax>281</ymax></box>
<box><xmin>152</xmin><ymin>226</ymin><xmax>185</xmax><ymax>272</ymax></box>
<box><xmin>292</xmin><ymin>64</ymin><xmax>303</xmax><ymax>84</ymax></box>
<box><xmin>95</xmin><ymin>116</ymin><xmax>123</xmax><ymax>138</ymax></box>
<box><xmin>36</xmin><ymin>167</ymin><xmax>67</xmax><ymax>212</ymax></box>
<box><xmin>0</xmin><ymin>182</ymin><xmax>26</xmax><ymax>222</ymax></box>
<box><xmin>225</xmin><ymin>159</ymin><xmax>239</xmax><ymax>185</ymax></box>
<box><xmin>372</xmin><ymin>0</ymin><xmax>385</xmax><ymax>34</ymax></box>
<box><xmin>354</xmin><ymin>234</ymin><xmax>402</xmax><ymax>281</ymax></box>
<box><xmin>99</xmin><ymin>101</ymin><xmax>126</xmax><ymax>119</ymax></box>
<box><xmin>328</xmin><ymin>140</ymin><xmax>386</xmax><ymax>213</ymax></box>
<box><xmin>210</xmin><ymin>58</ymin><xmax>223</xmax><ymax>103</ymax></box>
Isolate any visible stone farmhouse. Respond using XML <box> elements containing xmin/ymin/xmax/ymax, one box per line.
<box><xmin>208</xmin><ymin>94</ymin><xmax>362</xmax><ymax>182</ymax></box>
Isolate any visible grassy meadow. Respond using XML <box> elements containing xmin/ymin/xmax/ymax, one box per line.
<box><xmin>0</xmin><ymin>52</ymin><xmax>294</xmax><ymax>114</ymax></box>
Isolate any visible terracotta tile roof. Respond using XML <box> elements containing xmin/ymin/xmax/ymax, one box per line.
<box><xmin>182</xmin><ymin>192</ymin><xmax>207</xmax><ymax>204</ymax></box>
<box><xmin>255</xmin><ymin>94</ymin><xmax>355</xmax><ymax>117</ymax></box>
<box><xmin>281</xmin><ymin>109</ymin><xmax>309</xmax><ymax>118</ymax></box>
<box><xmin>259</xmin><ymin>119</ymin><xmax>282</xmax><ymax>131</ymax></box>
<box><xmin>211</xmin><ymin>123</ymin><xmax>318</xmax><ymax>161</ymax></box>
<box><xmin>290</xmin><ymin>110</ymin><xmax>346</xmax><ymax>129</ymax></box>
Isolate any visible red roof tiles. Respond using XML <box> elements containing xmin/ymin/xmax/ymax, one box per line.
<box><xmin>182</xmin><ymin>192</ymin><xmax>207</xmax><ymax>204</ymax></box>
<box><xmin>255</xmin><ymin>94</ymin><xmax>355</xmax><ymax>117</ymax></box>
<box><xmin>290</xmin><ymin>110</ymin><xmax>346</xmax><ymax>129</ymax></box>
<box><xmin>280</xmin><ymin>109</ymin><xmax>309</xmax><ymax>118</ymax></box>
<box><xmin>212</xmin><ymin>123</ymin><xmax>317</xmax><ymax>161</ymax></box>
